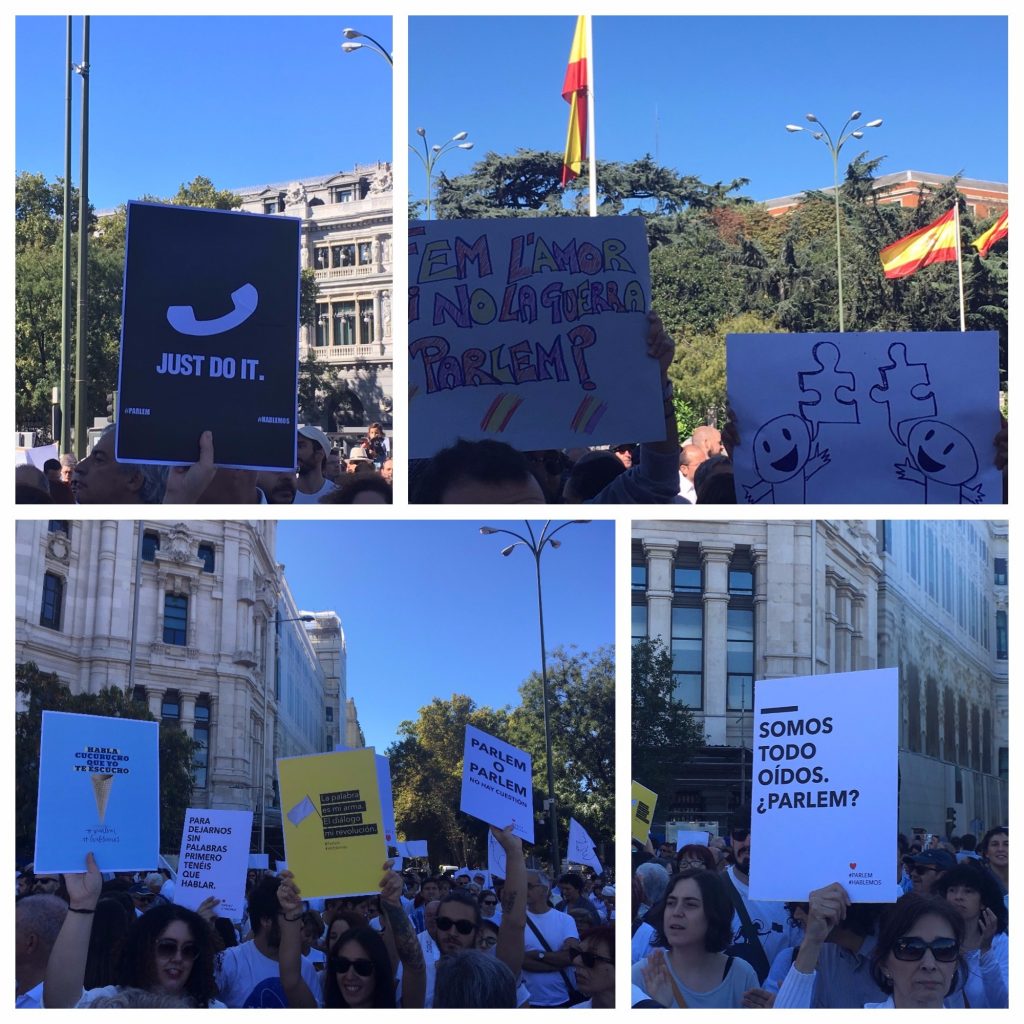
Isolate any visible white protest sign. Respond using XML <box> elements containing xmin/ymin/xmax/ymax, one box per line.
<box><xmin>408</xmin><ymin>216</ymin><xmax>663</xmax><ymax>457</ymax></box>
<box><xmin>727</xmin><ymin>331</ymin><xmax>1001</xmax><ymax>504</ymax></box>
<box><xmin>173</xmin><ymin>808</ymin><xmax>252</xmax><ymax>917</ymax></box>
<box><xmin>460</xmin><ymin>725</ymin><xmax>534</xmax><ymax>843</ymax></box>
<box><xmin>398</xmin><ymin>840</ymin><xmax>429</xmax><ymax>859</ymax></box>
<box><xmin>487</xmin><ymin>829</ymin><xmax>507</xmax><ymax>880</ymax></box>
<box><xmin>676</xmin><ymin>830</ymin><xmax>711</xmax><ymax>850</ymax></box>
<box><xmin>568</xmin><ymin>818</ymin><xmax>603</xmax><ymax>876</ymax></box>
<box><xmin>750</xmin><ymin>668</ymin><xmax>899</xmax><ymax>903</ymax></box>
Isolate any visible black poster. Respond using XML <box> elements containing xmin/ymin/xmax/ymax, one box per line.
<box><xmin>116</xmin><ymin>201</ymin><xmax>300</xmax><ymax>470</ymax></box>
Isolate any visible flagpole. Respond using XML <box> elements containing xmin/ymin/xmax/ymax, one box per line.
<box><xmin>953</xmin><ymin>202</ymin><xmax>966</xmax><ymax>331</ymax></box>
<box><xmin>586</xmin><ymin>14</ymin><xmax>597</xmax><ymax>217</ymax></box>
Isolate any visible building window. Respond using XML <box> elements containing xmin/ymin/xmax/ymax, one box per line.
<box><xmin>332</xmin><ymin>243</ymin><xmax>356</xmax><ymax>268</ymax></box>
<box><xmin>942</xmin><ymin>688</ymin><xmax>956</xmax><ymax>762</ymax></box>
<box><xmin>358</xmin><ymin>241</ymin><xmax>373</xmax><ymax>264</ymax></box>
<box><xmin>674</xmin><ymin>566</ymin><xmax>701</xmax><ymax>594</ymax></box>
<box><xmin>982</xmin><ymin>710</ymin><xmax>992</xmax><ymax>775</ymax></box>
<box><xmin>958</xmin><ymin>695</ymin><xmax>969</xmax><ymax>768</ymax></box>
<box><xmin>359</xmin><ymin>299</ymin><xmax>375</xmax><ymax>343</ymax></box>
<box><xmin>970</xmin><ymin>706</ymin><xmax>981</xmax><ymax>772</ymax></box>
<box><xmin>994</xmin><ymin>557</ymin><xmax>1007</xmax><ymax>586</ymax></box>
<box><xmin>47</xmin><ymin>520</ymin><xmax>70</xmax><ymax>536</ymax></box>
<box><xmin>194</xmin><ymin>702</ymin><xmax>210</xmax><ymax>789</ymax></box>
<box><xmin>925</xmin><ymin>678</ymin><xmax>939</xmax><ymax>758</ymax></box>
<box><xmin>40</xmin><ymin>572</ymin><xmax>64</xmax><ymax>631</ymax></box>
<box><xmin>161</xmin><ymin>690</ymin><xmax>180</xmax><ymax>721</ymax></box>
<box><xmin>164</xmin><ymin>594</ymin><xmax>188</xmax><ymax>646</ymax></box>
<box><xmin>996</xmin><ymin>610</ymin><xmax>1008</xmax><ymax>660</ymax></box>
<box><xmin>132</xmin><ymin>685</ymin><xmax>147</xmax><ymax>705</ymax></box>
<box><xmin>142</xmin><ymin>531</ymin><xmax>160</xmax><ymax>561</ymax></box>
<box><xmin>314</xmin><ymin>247</ymin><xmax>328</xmax><ymax>270</ymax></box>
<box><xmin>998</xmin><ymin>748</ymin><xmax>1008</xmax><ymax>782</ymax></box>
<box><xmin>197</xmin><ymin>544</ymin><xmax>215</xmax><ymax>573</ymax></box>
<box><xmin>671</xmin><ymin>606</ymin><xmax>702</xmax><ymax>708</ymax></box>
<box><xmin>263</xmin><ymin>199</ymin><xmax>281</xmax><ymax>215</ymax></box>
<box><xmin>335</xmin><ymin>302</ymin><xmax>356</xmax><ymax>345</ymax></box>
<box><xmin>315</xmin><ymin>306</ymin><xmax>330</xmax><ymax>347</ymax></box>
<box><xmin>326</xmin><ymin>706</ymin><xmax>334</xmax><ymax>722</ymax></box>
<box><xmin>631</xmin><ymin>604</ymin><xmax>648</xmax><ymax>646</ymax></box>
<box><xmin>631</xmin><ymin>564</ymin><xmax>647</xmax><ymax>590</ymax></box>
<box><xmin>726</xmin><ymin>609</ymin><xmax>754</xmax><ymax>711</ymax></box>
<box><xmin>906</xmin><ymin>675</ymin><xmax>921</xmax><ymax>753</ymax></box>
<box><xmin>333</xmin><ymin>186</ymin><xmax>354</xmax><ymax>203</ymax></box>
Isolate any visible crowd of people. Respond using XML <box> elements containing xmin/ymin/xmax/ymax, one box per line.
<box><xmin>15</xmin><ymin>423</ymin><xmax>394</xmax><ymax>505</ymax></box>
<box><xmin>629</xmin><ymin>816</ymin><xmax>1009</xmax><ymax>1008</ymax></box>
<box><xmin>16</xmin><ymin>828</ymin><xmax>619</xmax><ymax>1009</ymax></box>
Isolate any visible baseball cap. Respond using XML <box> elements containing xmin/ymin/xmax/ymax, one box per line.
<box><xmin>909</xmin><ymin>849</ymin><xmax>956</xmax><ymax>872</ymax></box>
<box><xmin>297</xmin><ymin>424</ymin><xmax>331</xmax><ymax>454</ymax></box>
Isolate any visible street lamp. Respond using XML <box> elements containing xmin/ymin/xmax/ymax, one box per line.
<box><xmin>479</xmin><ymin>521</ymin><xmax>590</xmax><ymax>877</ymax></box>
<box><xmin>261</xmin><ymin>613</ymin><xmax>316</xmax><ymax>854</ymax></box>
<box><xmin>410</xmin><ymin>128</ymin><xmax>474</xmax><ymax>220</ymax></box>
<box><xmin>340</xmin><ymin>26</ymin><xmax>393</xmax><ymax>65</ymax></box>
<box><xmin>785</xmin><ymin>110</ymin><xmax>883</xmax><ymax>332</ymax></box>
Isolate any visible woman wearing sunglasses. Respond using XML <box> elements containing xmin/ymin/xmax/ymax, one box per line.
<box><xmin>776</xmin><ymin>887</ymin><xmax>967</xmax><ymax>1009</ymax></box>
<box><xmin>934</xmin><ymin>864</ymin><xmax>1009</xmax><ymax>1007</ymax></box>
<box><xmin>632</xmin><ymin>869</ymin><xmax>759</xmax><ymax>1008</ymax></box>
<box><xmin>43</xmin><ymin>852</ymin><xmax>224</xmax><ymax>1007</ymax></box>
<box><xmin>569</xmin><ymin>924</ymin><xmax>615</xmax><ymax>1008</ymax></box>
<box><xmin>277</xmin><ymin>862</ymin><xmax>426</xmax><ymax>1008</ymax></box>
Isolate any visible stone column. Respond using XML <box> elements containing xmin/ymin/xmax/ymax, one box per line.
<box><xmin>373</xmin><ymin>291</ymin><xmax>382</xmax><ymax>344</ymax></box>
<box><xmin>835</xmin><ymin>582</ymin><xmax>854</xmax><ymax>674</ymax></box>
<box><xmin>146</xmin><ymin>686</ymin><xmax>163</xmax><ymax>719</ymax></box>
<box><xmin>180</xmin><ymin>693</ymin><xmax>196</xmax><ymax>739</ymax></box>
<box><xmin>94</xmin><ymin>520</ymin><xmax>118</xmax><ymax>639</ymax></box>
<box><xmin>824</xmin><ymin>568</ymin><xmax>840</xmax><ymax>674</ymax></box>
<box><xmin>751</xmin><ymin>546</ymin><xmax>768</xmax><ymax>681</ymax></box>
<box><xmin>643</xmin><ymin>538</ymin><xmax>677</xmax><ymax>644</ymax></box>
<box><xmin>701</xmin><ymin>542</ymin><xmax>734</xmax><ymax>746</ymax></box>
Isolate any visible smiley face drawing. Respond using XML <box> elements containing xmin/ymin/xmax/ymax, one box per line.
<box><xmin>745</xmin><ymin>414</ymin><xmax>830</xmax><ymax>503</ymax></box>
<box><xmin>896</xmin><ymin>420</ymin><xmax>983</xmax><ymax>503</ymax></box>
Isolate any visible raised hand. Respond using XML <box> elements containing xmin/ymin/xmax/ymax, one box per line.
<box><xmin>64</xmin><ymin>851</ymin><xmax>103</xmax><ymax>910</ymax></box>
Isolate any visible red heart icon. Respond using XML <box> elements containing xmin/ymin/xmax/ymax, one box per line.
<box><xmin>849</xmin><ymin>862</ymin><xmax>857</xmax><ymax>869</ymax></box>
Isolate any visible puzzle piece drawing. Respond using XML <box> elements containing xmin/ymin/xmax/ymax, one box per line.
<box><xmin>797</xmin><ymin>341</ymin><xmax>860</xmax><ymax>437</ymax></box>
<box><xmin>869</xmin><ymin>342</ymin><xmax>937</xmax><ymax>444</ymax></box>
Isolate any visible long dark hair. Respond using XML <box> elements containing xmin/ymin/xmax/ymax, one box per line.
<box><xmin>113</xmin><ymin>904</ymin><xmax>218</xmax><ymax>1008</ymax></box>
<box><xmin>653</xmin><ymin>869</ymin><xmax>734</xmax><ymax>953</ymax></box>
<box><xmin>84</xmin><ymin>898</ymin><xmax>132</xmax><ymax>989</ymax></box>
<box><xmin>323</xmin><ymin>926</ymin><xmax>395</xmax><ymax>1009</ymax></box>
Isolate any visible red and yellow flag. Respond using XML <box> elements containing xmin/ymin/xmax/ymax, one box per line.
<box><xmin>880</xmin><ymin>208</ymin><xmax>959</xmax><ymax>279</ymax></box>
<box><xmin>971</xmin><ymin>210</ymin><xmax>1008</xmax><ymax>257</ymax></box>
<box><xmin>560</xmin><ymin>16</ymin><xmax>588</xmax><ymax>187</ymax></box>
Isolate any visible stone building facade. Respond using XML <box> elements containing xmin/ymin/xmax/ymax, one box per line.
<box><xmin>234</xmin><ymin>164</ymin><xmax>393</xmax><ymax>446</ymax></box>
<box><xmin>15</xmin><ymin>520</ymin><xmax>342</xmax><ymax>854</ymax></box>
<box><xmin>631</xmin><ymin>519</ymin><xmax>1008</xmax><ymax>837</ymax></box>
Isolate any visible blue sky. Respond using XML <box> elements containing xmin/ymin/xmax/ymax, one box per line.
<box><xmin>274</xmin><ymin>520</ymin><xmax>615</xmax><ymax>752</ymax></box>
<box><xmin>15</xmin><ymin>15</ymin><xmax>393</xmax><ymax>210</ymax></box>
<box><xmin>409</xmin><ymin>15</ymin><xmax>1008</xmax><ymax>202</ymax></box>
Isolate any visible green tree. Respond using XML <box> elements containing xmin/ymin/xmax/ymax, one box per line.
<box><xmin>387</xmin><ymin>695</ymin><xmax>510</xmax><ymax>865</ymax></box>
<box><xmin>297</xmin><ymin>350</ymin><xmax>335</xmax><ymax>423</ymax></box>
<box><xmin>16</xmin><ymin>662</ymin><xmax>199</xmax><ymax>857</ymax></box>
<box><xmin>506</xmin><ymin>646</ymin><xmax>615</xmax><ymax>864</ymax></box>
<box><xmin>631</xmin><ymin>638</ymin><xmax>705</xmax><ymax>809</ymax></box>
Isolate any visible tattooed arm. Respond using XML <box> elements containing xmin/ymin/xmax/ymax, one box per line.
<box><xmin>379</xmin><ymin>861</ymin><xmax>426</xmax><ymax>1009</ymax></box>
<box><xmin>492</xmin><ymin>824</ymin><xmax>527</xmax><ymax>979</ymax></box>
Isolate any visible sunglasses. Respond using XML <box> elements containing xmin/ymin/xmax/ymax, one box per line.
<box><xmin>730</xmin><ymin>828</ymin><xmax>750</xmax><ymax>842</ymax></box>
<box><xmin>910</xmin><ymin>865</ymin><xmax>938</xmax><ymax>876</ymax></box>
<box><xmin>481</xmin><ymin>898</ymin><xmax>498</xmax><ymax>906</ymax></box>
<box><xmin>330</xmin><ymin>957</ymin><xmax>375</xmax><ymax>977</ymax></box>
<box><xmin>570</xmin><ymin>949</ymin><xmax>614</xmax><ymax>968</ymax></box>
<box><xmin>436</xmin><ymin>916</ymin><xmax>476</xmax><ymax>935</ymax></box>
<box><xmin>891</xmin><ymin>937</ymin><xmax>959</xmax><ymax>963</ymax></box>
<box><xmin>154</xmin><ymin>939</ymin><xmax>199</xmax><ymax>961</ymax></box>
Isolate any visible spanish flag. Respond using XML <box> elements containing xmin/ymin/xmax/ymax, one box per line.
<box><xmin>560</xmin><ymin>16</ymin><xmax>588</xmax><ymax>187</ymax></box>
<box><xmin>971</xmin><ymin>210</ymin><xmax>1008</xmax><ymax>258</ymax></box>
<box><xmin>880</xmin><ymin>208</ymin><xmax>958</xmax><ymax>279</ymax></box>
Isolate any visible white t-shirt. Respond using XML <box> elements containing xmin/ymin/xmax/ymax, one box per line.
<box><xmin>522</xmin><ymin>908</ymin><xmax>580</xmax><ymax>1007</ymax></box>
<box><xmin>725</xmin><ymin>866</ymin><xmax>799</xmax><ymax>969</ymax></box>
<box><xmin>631</xmin><ymin>921</ymin><xmax>657</xmax><ymax>963</ymax></box>
<box><xmin>631</xmin><ymin>953</ymin><xmax>759</xmax><ymax>1009</ymax></box>
<box><xmin>293</xmin><ymin>479</ymin><xmax>336</xmax><ymax>504</ymax></box>
<box><xmin>74</xmin><ymin>984</ymin><xmax>227</xmax><ymax>1008</ymax></box>
<box><xmin>214</xmin><ymin>941</ymin><xmax>322</xmax><ymax>1008</ymax></box>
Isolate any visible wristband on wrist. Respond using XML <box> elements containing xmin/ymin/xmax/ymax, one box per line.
<box><xmin>68</xmin><ymin>906</ymin><xmax>96</xmax><ymax>914</ymax></box>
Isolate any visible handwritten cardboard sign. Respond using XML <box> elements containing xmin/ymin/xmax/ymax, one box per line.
<box><xmin>460</xmin><ymin>725</ymin><xmax>534</xmax><ymax>843</ymax></box>
<box><xmin>749</xmin><ymin>668</ymin><xmax>899</xmax><ymax>902</ymax></box>
<box><xmin>116</xmin><ymin>201</ymin><xmax>300</xmax><ymax>471</ymax></box>
<box><xmin>727</xmin><ymin>331</ymin><xmax>1001</xmax><ymax>504</ymax></box>
<box><xmin>34</xmin><ymin>711</ymin><xmax>159</xmax><ymax>873</ymax></box>
<box><xmin>568</xmin><ymin>817</ymin><xmax>603</xmax><ymax>875</ymax></box>
<box><xmin>408</xmin><ymin>216</ymin><xmax>663</xmax><ymax>457</ymax></box>
<box><xmin>278</xmin><ymin>749</ymin><xmax>385</xmax><ymax>898</ymax></box>
<box><xmin>174</xmin><ymin>808</ymin><xmax>252</xmax><ymax>917</ymax></box>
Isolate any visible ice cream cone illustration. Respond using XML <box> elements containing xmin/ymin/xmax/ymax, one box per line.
<box><xmin>91</xmin><ymin>773</ymin><xmax>114</xmax><ymax>824</ymax></box>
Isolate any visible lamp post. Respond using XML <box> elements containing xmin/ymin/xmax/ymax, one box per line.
<box><xmin>785</xmin><ymin>111</ymin><xmax>883</xmax><ymax>332</ymax></box>
<box><xmin>479</xmin><ymin>521</ymin><xmax>589</xmax><ymax>877</ymax></box>
<box><xmin>261</xmin><ymin>612</ymin><xmax>315</xmax><ymax>854</ymax></box>
<box><xmin>409</xmin><ymin>128</ymin><xmax>473</xmax><ymax>220</ymax></box>
<box><xmin>340</xmin><ymin>26</ymin><xmax>393</xmax><ymax>65</ymax></box>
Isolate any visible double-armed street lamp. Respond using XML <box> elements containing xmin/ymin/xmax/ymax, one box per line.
<box><xmin>479</xmin><ymin>521</ymin><xmax>589</xmax><ymax>878</ymax></box>
<box><xmin>340</xmin><ymin>26</ymin><xmax>393</xmax><ymax>65</ymax></box>
<box><xmin>785</xmin><ymin>110</ymin><xmax>883</xmax><ymax>332</ymax></box>
<box><xmin>410</xmin><ymin>128</ymin><xmax>474</xmax><ymax>220</ymax></box>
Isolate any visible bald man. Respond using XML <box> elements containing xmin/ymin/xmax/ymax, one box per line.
<box><xmin>678</xmin><ymin>444</ymin><xmax>707</xmax><ymax>504</ymax></box>
<box><xmin>692</xmin><ymin>425</ymin><xmax>723</xmax><ymax>458</ymax></box>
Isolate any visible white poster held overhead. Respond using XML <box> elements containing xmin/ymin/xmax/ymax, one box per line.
<box><xmin>676</xmin><ymin>830</ymin><xmax>711</xmax><ymax>850</ymax></box>
<box><xmin>750</xmin><ymin>668</ymin><xmax>899</xmax><ymax>903</ymax></box>
<box><xmin>174</xmin><ymin>808</ymin><xmax>253</xmax><ymax>918</ymax></box>
<box><xmin>460</xmin><ymin>725</ymin><xmax>534</xmax><ymax>843</ymax></box>
<box><xmin>487</xmin><ymin>829</ymin><xmax>507</xmax><ymax>881</ymax></box>
<box><xmin>567</xmin><ymin>817</ymin><xmax>603</xmax><ymax>876</ymax></box>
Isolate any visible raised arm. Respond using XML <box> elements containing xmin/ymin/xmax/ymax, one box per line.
<box><xmin>492</xmin><ymin>825</ymin><xmax>527</xmax><ymax>978</ymax></box>
<box><xmin>275</xmin><ymin>871</ymin><xmax>317</xmax><ymax>1009</ymax></box>
<box><xmin>43</xmin><ymin>852</ymin><xmax>102</xmax><ymax>1008</ymax></box>
<box><xmin>378</xmin><ymin>860</ymin><xmax>426</xmax><ymax>1009</ymax></box>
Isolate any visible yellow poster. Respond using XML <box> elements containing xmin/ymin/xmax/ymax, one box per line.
<box><xmin>277</xmin><ymin>749</ymin><xmax>385</xmax><ymax>898</ymax></box>
<box><xmin>631</xmin><ymin>780</ymin><xmax>658</xmax><ymax>843</ymax></box>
